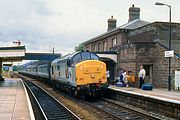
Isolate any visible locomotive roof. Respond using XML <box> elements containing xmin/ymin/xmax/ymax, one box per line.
<box><xmin>51</xmin><ymin>53</ymin><xmax>71</xmax><ymax>64</ymax></box>
<box><xmin>51</xmin><ymin>51</ymin><xmax>99</xmax><ymax>65</ymax></box>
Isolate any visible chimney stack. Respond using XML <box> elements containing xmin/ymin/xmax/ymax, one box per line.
<box><xmin>107</xmin><ymin>16</ymin><xmax>117</xmax><ymax>31</ymax></box>
<box><xmin>128</xmin><ymin>4</ymin><xmax>140</xmax><ymax>22</ymax></box>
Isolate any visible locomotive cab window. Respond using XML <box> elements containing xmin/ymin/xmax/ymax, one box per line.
<box><xmin>51</xmin><ymin>67</ymin><xmax>54</xmax><ymax>75</ymax></box>
<box><xmin>69</xmin><ymin>52</ymin><xmax>99</xmax><ymax>66</ymax></box>
<box><xmin>72</xmin><ymin>53</ymin><xmax>81</xmax><ymax>64</ymax></box>
<box><xmin>82</xmin><ymin>52</ymin><xmax>90</xmax><ymax>60</ymax></box>
<box><xmin>90</xmin><ymin>53</ymin><xmax>99</xmax><ymax>60</ymax></box>
<box><xmin>57</xmin><ymin>65</ymin><xmax>60</xmax><ymax>70</ymax></box>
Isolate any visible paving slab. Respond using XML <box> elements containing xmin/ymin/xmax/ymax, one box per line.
<box><xmin>0</xmin><ymin>78</ymin><xmax>35</xmax><ymax>120</ymax></box>
<box><xmin>109</xmin><ymin>85</ymin><xmax>180</xmax><ymax>104</ymax></box>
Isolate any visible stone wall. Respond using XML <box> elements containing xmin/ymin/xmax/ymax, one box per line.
<box><xmin>153</xmin><ymin>43</ymin><xmax>180</xmax><ymax>88</ymax></box>
<box><xmin>117</xmin><ymin>42</ymin><xmax>180</xmax><ymax>89</ymax></box>
<box><xmin>108</xmin><ymin>89</ymin><xmax>180</xmax><ymax>119</ymax></box>
<box><xmin>116</xmin><ymin>42</ymin><xmax>155</xmax><ymax>86</ymax></box>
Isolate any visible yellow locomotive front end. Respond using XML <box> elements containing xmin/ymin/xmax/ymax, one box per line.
<box><xmin>75</xmin><ymin>60</ymin><xmax>107</xmax><ymax>85</ymax></box>
<box><xmin>75</xmin><ymin>60</ymin><xmax>108</xmax><ymax>98</ymax></box>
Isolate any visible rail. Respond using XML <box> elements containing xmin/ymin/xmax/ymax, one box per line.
<box><xmin>23</xmin><ymin>80</ymin><xmax>81</xmax><ymax>120</ymax></box>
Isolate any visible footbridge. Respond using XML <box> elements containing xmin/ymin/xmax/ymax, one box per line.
<box><xmin>0</xmin><ymin>46</ymin><xmax>61</xmax><ymax>74</ymax></box>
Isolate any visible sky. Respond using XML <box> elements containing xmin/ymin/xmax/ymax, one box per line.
<box><xmin>0</xmin><ymin>0</ymin><xmax>179</xmax><ymax>56</ymax></box>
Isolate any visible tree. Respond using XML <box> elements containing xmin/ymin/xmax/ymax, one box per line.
<box><xmin>75</xmin><ymin>43</ymin><xmax>85</xmax><ymax>52</ymax></box>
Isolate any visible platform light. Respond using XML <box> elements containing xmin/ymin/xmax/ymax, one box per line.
<box><xmin>155</xmin><ymin>2</ymin><xmax>172</xmax><ymax>91</ymax></box>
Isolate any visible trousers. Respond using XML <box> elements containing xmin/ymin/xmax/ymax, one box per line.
<box><xmin>139</xmin><ymin>77</ymin><xmax>144</xmax><ymax>88</ymax></box>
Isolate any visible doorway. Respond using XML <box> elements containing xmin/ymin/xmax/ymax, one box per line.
<box><xmin>100</xmin><ymin>58</ymin><xmax>116</xmax><ymax>84</ymax></box>
<box><xmin>143</xmin><ymin>64</ymin><xmax>153</xmax><ymax>83</ymax></box>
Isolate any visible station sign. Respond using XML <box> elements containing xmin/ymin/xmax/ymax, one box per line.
<box><xmin>165</xmin><ymin>50</ymin><xmax>174</xmax><ymax>58</ymax></box>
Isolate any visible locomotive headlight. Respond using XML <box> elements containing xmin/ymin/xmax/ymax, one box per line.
<box><xmin>91</xmin><ymin>74</ymin><xmax>95</xmax><ymax>78</ymax></box>
<box><xmin>77</xmin><ymin>86</ymin><xmax>80</xmax><ymax>90</ymax></box>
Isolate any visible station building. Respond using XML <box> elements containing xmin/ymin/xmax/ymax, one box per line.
<box><xmin>83</xmin><ymin>5</ymin><xmax>180</xmax><ymax>88</ymax></box>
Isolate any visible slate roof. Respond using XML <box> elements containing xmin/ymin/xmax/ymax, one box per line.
<box><xmin>120</xmin><ymin>19</ymin><xmax>150</xmax><ymax>29</ymax></box>
<box><xmin>84</xmin><ymin>19</ymin><xmax>150</xmax><ymax>44</ymax></box>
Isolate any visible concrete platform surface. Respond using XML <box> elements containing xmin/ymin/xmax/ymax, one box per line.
<box><xmin>0</xmin><ymin>78</ymin><xmax>34</xmax><ymax>120</ymax></box>
<box><xmin>109</xmin><ymin>85</ymin><xmax>180</xmax><ymax>104</ymax></box>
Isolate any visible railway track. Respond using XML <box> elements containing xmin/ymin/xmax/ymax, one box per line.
<box><xmin>88</xmin><ymin>98</ymin><xmax>162</xmax><ymax>120</ymax></box>
<box><xmin>52</xmin><ymin>89</ymin><xmax>161</xmax><ymax>120</ymax></box>
<box><xmin>23</xmin><ymin>80</ymin><xmax>81</xmax><ymax>120</ymax></box>
<box><xmin>17</xmin><ymin>74</ymin><xmax>167</xmax><ymax>120</ymax></box>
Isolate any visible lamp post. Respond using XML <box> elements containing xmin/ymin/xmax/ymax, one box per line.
<box><xmin>155</xmin><ymin>2</ymin><xmax>172</xmax><ymax>91</ymax></box>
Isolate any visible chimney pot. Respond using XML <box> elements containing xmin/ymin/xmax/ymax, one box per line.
<box><xmin>128</xmin><ymin>4</ymin><xmax>140</xmax><ymax>22</ymax></box>
<box><xmin>107</xmin><ymin>16</ymin><xmax>117</xmax><ymax>31</ymax></box>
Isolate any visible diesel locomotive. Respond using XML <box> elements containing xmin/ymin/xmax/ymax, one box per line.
<box><xmin>19</xmin><ymin>51</ymin><xmax>109</xmax><ymax>98</ymax></box>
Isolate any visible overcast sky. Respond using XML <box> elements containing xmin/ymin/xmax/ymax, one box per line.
<box><xmin>0</xmin><ymin>0</ymin><xmax>179</xmax><ymax>55</ymax></box>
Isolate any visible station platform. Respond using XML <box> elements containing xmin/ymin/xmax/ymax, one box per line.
<box><xmin>108</xmin><ymin>85</ymin><xmax>180</xmax><ymax>119</ymax></box>
<box><xmin>109</xmin><ymin>85</ymin><xmax>180</xmax><ymax>104</ymax></box>
<box><xmin>0</xmin><ymin>78</ymin><xmax>35</xmax><ymax>120</ymax></box>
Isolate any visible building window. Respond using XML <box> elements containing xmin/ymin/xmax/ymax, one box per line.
<box><xmin>103</xmin><ymin>41</ymin><xmax>107</xmax><ymax>51</ymax></box>
<box><xmin>112</xmin><ymin>37</ymin><xmax>117</xmax><ymax>47</ymax></box>
<box><xmin>98</xmin><ymin>43</ymin><xmax>101</xmax><ymax>51</ymax></box>
<box><xmin>94</xmin><ymin>44</ymin><xmax>97</xmax><ymax>52</ymax></box>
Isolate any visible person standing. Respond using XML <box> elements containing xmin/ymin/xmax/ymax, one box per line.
<box><xmin>123</xmin><ymin>70</ymin><xmax>129</xmax><ymax>87</ymax></box>
<box><xmin>106</xmin><ymin>70</ymin><xmax>110</xmax><ymax>83</ymax></box>
<box><xmin>119</xmin><ymin>70</ymin><xmax>124</xmax><ymax>83</ymax></box>
<box><xmin>138</xmin><ymin>66</ymin><xmax>146</xmax><ymax>88</ymax></box>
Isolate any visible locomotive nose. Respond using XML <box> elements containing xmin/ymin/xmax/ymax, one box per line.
<box><xmin>75</xmin><ymin>60</ymin><xmax>107</xmax><ymax>85</ymax></box>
